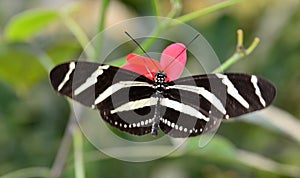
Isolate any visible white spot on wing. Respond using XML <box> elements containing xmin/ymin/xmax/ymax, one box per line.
<box><xmin>58</xmin><ymin>62</ymin><xmax>76</xmax><ymax>91</ymax></box>
<box><xmin>167</xmin><ymin>120</ymin><xmax>171</xmax><ymax>126</ymax></box>
<box><xmin>251</xmin><ymin>75</ymin><xmax>266</xmax><ymax>107</ymax></box>
<box><xmin>225</xmin><ymin>114</ymin><xmax>229</xmax><ymax>119</ymax></box>
<box><xmin>171</xmin><ymin>123</ymin><xmax>175</xmax><ymax>128</ymax></box>
<box><xmin>74</xmin><ymin>65</ymin><xmax>110</xmax><ymax>95</ymax></box>
<box><xmin>216</xmin><ymin>74</ymin><xmax>250</xmax><ymax>109</ymax></box>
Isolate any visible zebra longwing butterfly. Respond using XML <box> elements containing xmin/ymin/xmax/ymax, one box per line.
<box><xmin>50</xmin><ymin>43</ymin><xmax>276</xmax><ymax>138</ymax></box>
<box><xmin>50</xmin><ymin>32</ymin><xmax>276</xmax><ymax>137</ymax></box>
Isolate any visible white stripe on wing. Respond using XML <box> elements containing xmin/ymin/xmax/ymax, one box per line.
<box><xmin>167</xmin><ymin>85</ymin><xmax>226</xmax><ymax>115</ymax></box>
<box><xmin>216</xmin><ymin>74</ymin><xmax>250</xmax><ymax>109</ymax></box>
<box><xmin>74</xmin><ymin>65</ymin><xmax>110</xmax><ymax>95</ymax></box>
<box><xmin>58</xmin><ymin>62</ymin><xmax>76</xmax><ymax>91</ymax></box>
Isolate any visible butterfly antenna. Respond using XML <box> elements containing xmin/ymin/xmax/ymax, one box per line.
<box><xmin>124</xmin><ymin>31</ymin><xmax>160</xmax><ymax>78</ymax></box>
<box><xmin>163</xmin><ymin>34</ymin><xmax>200</xmax><ymax>71</ymax></box>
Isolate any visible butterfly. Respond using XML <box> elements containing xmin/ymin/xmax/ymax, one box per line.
<box><xmin>50</xmin><ymin>41</ymin><xmax>276</xmax><ymax>138</ymax></box>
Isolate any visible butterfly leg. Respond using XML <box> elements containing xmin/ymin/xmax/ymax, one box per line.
<box><xmin>151</xmin><ymin>93</ymin><xmax>162</xmax><ymax>136</ymax></box>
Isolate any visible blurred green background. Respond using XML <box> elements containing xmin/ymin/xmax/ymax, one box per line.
<box><xmin>0</xmin><ymin>0</ymin><xmax>300</xmax><ymax>178</ymax></box>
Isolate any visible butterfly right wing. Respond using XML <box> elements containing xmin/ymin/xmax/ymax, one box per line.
<box><xmin>50</xmin><ymin>61</ymin><xmax>157</xmax><ymax>135</ymax></box>
<box><xmin>159</xmin><ymin>73</ymin><xmax>276</xmax><ymax>137</ymax></box>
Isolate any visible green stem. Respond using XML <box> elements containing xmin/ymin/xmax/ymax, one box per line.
<box><xmin>167</xmin><ymin>0</ymin><xmax>182</xmax><ymax>18</ymax></box>
<box><xmin>132</xmin><ymin>0</ymin><xmax>182</xmax><ymax>54</ymax></box>
<box><xmin>245</xmin><ymin>37</ymin><xmax>260</xmax><ymax>55</ymax></box>
<box><xmin>152</xmin><ymin>0</ymin><xmax>161</xmax><ymax>16</ymax></box>
<box><xmin>134</xmin><ymin>25</ymin><xmax>164</xmax><ymax>54</ymax></box>
<box><xmin>36</xmin><ymin>51</ymin><xmax>54</xmax><ymax>71</ymax></box>
<box><xmin>94</xmin><ymin>0</ymin><xmax>110</xmax><ymax>61</ymax></box>
<box><xmin>60</xmin><ymin>13</ymin><xmax>96</xmax><ymax>60</ymax></box>
<box><xmin>175</xmin><ymin>0</ymin><xmax>242</xmax><ymax>24</ymax></box>
<box><xmin>97</xmin><ymin>0</ymin><xmax>110</xmax><ymax>33</ymax></box>
<box><xmin>134</xmin><ymin>18</ymin><xmax>172</xmax><ymax>54</ymax></box>
<box><xmin>73</xmin><ymin>128</ymin><xmax>85</xmax><ymax>178</ymax></box>
<box><xmin>136</xmin><ymin>0</ymin><xmax>241</xmax><ymax>55</ymax></box>
<box><xmin>212</xmin><ymin>53</ymin><xmax>241</xmax><ymax>73</ymax></box>
<box><xmin>50</xmin><ymin>107</ymin><xmax>78</xmax><ymax>178</ymax></box>
<box><xmin>213</xmin><ymin>29</ymin><xmax>260</xmax><ymax>73</ymax></box>
<box><xmin>29</xmin><ymin>44</ymin><xmax>54</xmax><ymax>72</ymax></box>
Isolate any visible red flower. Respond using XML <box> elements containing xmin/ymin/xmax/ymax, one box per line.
<box><xmin>121</xmin><ymin>43</ymin><xmax>187</xmax><ymax>81</ymax></box>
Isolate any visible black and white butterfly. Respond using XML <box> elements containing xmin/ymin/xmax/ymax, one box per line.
<box><xmin>50</xmin><ymin>60</ymin><xmax>276</xmax><ymax>138</ymax></box>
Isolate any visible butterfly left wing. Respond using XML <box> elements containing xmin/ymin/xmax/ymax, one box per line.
<box><xmin>159</xmin><ymin>73</ymin><xmax>276</xmax><ymax>137</ymax></box>
<box><xmin>50</xmin><ymin>61</ymin><xmax>158</xmax><ymax>136</ymax></box>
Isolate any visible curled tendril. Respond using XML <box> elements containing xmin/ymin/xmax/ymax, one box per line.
<box><xmin>236</xmin><ymin>29</ymin><xmax>260</xmax><ymax>56</ymax></box>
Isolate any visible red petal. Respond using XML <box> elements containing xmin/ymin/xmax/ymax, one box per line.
<box><xmin>160</xmin><ymin>43</ymin><xmax>187</xmax><ymax>81</ymax></box>
<box><xmin>121</xmin><ymin>54</ymin><xmax>162</xmax><ymax>80</ymax></box>
<box><xmin>121</xmin><ymin>63</ymin><xmax>155</xmax><ymax>80</ymax></box>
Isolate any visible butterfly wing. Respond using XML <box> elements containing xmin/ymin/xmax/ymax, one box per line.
<box><xmin>50</xmin><ymin>61</ymin><xmax>157</xmax><ymax>135</ymax></box>
<box><xmin>159</xmin><ymin>73</ymin><xmax>276</xmax><ymax>137</ymax></box>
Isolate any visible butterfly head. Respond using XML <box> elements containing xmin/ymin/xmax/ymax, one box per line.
<box><xmin>154</xmin><ymin>71</ymin><xmax>167</xmax><ymax>93</ymax></box>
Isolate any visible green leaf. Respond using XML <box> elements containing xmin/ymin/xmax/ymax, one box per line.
<box><xmin>237</xmin><ymin>149</ymin><xmax>300</xmax><ymax>177</ymax></box>
<box><xmin>186</xmin><ymin>135</ymin><xmax>237</xmax><ymax>160</ymax></box>
<box><xmin>239</xmin><ymin>106</ymin><xmax>300</xmax><ymax>143</ymax></box>
<box><xmin>4</xmin><ymin>9</ymin><xmax>60</xmax><ymax>41</ymax></box>
<box><xmin>185</xmin><ymin>135</ymin><xmax>300</xmax><ymax>177</ymax></box>
<box><xmin>0</xmin><ymin>43</ymin><xmax>47</xmax><ymax>93</ymax></box>
<box><xmin>175</xmin><ymin>0</ymin><xmax>242</xmax><ymax>24</ymax></box>
<box><xmin>1</xmin><ymin>167</ymin><xmax>50</xmax><ymax>178</ymax></box>
<box><xmin>0</xmin><ymin>82</ymin><xmax>19</xmax><ymax>116</ymax></box>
